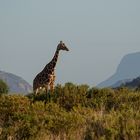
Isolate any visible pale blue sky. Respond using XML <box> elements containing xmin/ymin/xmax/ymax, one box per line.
<box><xmin>0</xmin><ymin>0</ymin><xmax>140</xmax><ymax>86</ymax></box>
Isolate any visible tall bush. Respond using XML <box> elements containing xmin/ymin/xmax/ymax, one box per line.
<box><xmin>0</xmin><ymin>79</ymin><xmax>9</xmax><ymax>94</ymax></box>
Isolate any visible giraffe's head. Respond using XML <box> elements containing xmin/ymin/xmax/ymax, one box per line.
<box><xmin>57</xmin><ymin>41</ymin><xmax>69</xmax><ymax>51</ymax></box>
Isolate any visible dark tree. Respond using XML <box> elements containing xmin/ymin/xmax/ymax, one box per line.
<box><xmin>0</xmin><ymin>79</ymin><xmax>9</xmax><ymax>94</ymax></box>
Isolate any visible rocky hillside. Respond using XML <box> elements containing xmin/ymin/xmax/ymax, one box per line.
<box><xmin>98</xmin><ymin>52</ymin><xmax>140</xmax><ymax>88</ymax></box>
<box><xmin>123</xmin><ymin>76</ymin><xmax>140</xmax><ymax>88</ymax></box>
<box><xmin>111</xmin><ymin>79</ymin><xmax>132</xmax><ymax>88</ymax></box>
<box><xmin>0</xmin><ymin>71</ymin><xmax>32</xmax><ymax>94</ymax></box>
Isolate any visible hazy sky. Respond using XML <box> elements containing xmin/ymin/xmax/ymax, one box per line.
<box><xmin>0</xmin><ymin>0</ymin><xmax>140</xmax><ymax>86</ymax></box>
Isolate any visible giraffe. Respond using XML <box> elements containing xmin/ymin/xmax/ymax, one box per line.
<box><xmin>33</xmin><ymin>41</ymin><xmax>69</xmax><ymax>94</ymax></box>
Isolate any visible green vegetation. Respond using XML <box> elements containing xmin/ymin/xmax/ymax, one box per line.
<box><xmin>0</xmin><ymin>79</ymin><xmax>9</xmax><ymax>95</ymax></box>
<box><xmin>0</xmin><ymin>83</ymin><xmax>140</xmax><ymax>140</ymax></box>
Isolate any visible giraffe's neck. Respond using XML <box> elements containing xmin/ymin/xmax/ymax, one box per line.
<box><xmin>51</xmin><ymin>48</ymin><xmax>59</xmax><ymax>67</ymax></box>
<box><xmin>43</xmin><ymin>48</ymin><xmax>60</xmax><ymax>72</ymax></box>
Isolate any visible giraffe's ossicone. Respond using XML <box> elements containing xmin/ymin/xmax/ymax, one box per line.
<box><xmin>33</xmin><ymin>41</ymin><xmax>69</xmax><ymax>94</ymax></box>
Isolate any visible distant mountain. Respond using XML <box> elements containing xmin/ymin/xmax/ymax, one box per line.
<box><xmin>98</xmin><ymin>52</ymin><xmax>140</xmax><ymax>88</ymax></box>
<box><xmin>124</xmin><ymin>76</ymin><xmax>140</xmax><ymax>88</ymax></box>
<box><xmin>0</xmin><ymin>71</ymin><xmax>32</xmax><ymax>94</ymax></box>
<box><xmin>111</xmin><ymin>79</ymin><xmax>132</xmax><ymax>88</ymax></box>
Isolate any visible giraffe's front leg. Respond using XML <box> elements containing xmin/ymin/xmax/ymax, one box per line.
<box><xmin>45</xmin><ymin>84</ymin><xmax>49</xmax><ymax>94</ymax></box>
<box><xmin>50</xmin><ymin>74</ymin><xmax>56</xmax><ymax>93</ymax></box>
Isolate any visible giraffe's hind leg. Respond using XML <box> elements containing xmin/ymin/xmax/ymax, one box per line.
<box><xmin>34</xmin><ymin>88</ymin><xmax>38</xmax><ymax>95</ymax></box>
<box><xmin>44</xmin><ymin>84</ymin><xmax>51</xmax><ymax>103</ymax></box>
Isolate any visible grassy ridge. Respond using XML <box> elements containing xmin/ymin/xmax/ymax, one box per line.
<box><xmin>0</xmin><ymin>83</ymin><xmax>140</xmax><ymax>140</ymax></box>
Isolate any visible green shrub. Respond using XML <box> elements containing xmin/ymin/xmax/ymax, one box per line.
<box><xmin>0</xmin><ymin>83</ymin><xmax>140</xmax><ymax>140</ymax></box>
